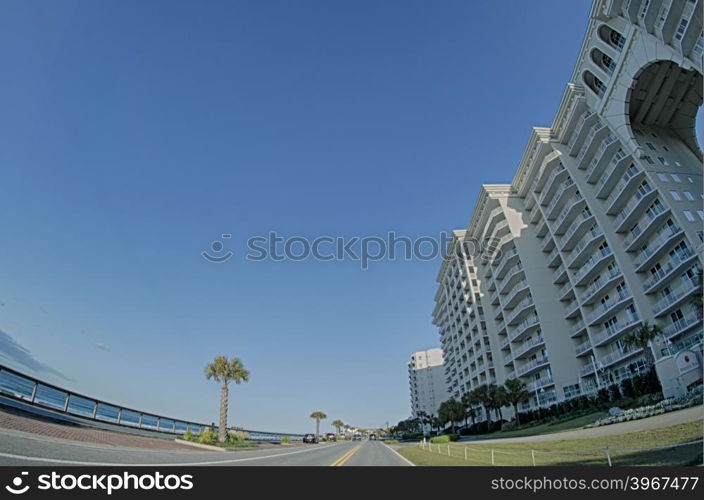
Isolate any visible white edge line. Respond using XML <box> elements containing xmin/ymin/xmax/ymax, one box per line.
<box><xmin>0</xmin><ymin>442</ymin><xmax>344</xmax><ymax>467</ymax></box>
<box><xmin>383</xmin><ymin>443</ymin><xmax>415</xmax><ymax>467</ymax></box>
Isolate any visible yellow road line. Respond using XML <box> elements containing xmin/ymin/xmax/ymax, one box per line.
<box><xmin>329</xmin><ymin>443</ymin><xmax>363</xmax><ymax>466</ymax></box>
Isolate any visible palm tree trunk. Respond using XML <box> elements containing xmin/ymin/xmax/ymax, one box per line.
<box><xmin>513</xmin><ymin>403</ymin><xmax>520</xmax><ymax>425</ymax></box>
<box><xmin>316</xmin><ymin>419</ymin><xmax>320</xmax><ymax>441</ymax></box>
<box><xmin>219</xmin><ymin>380</ymin><xmax>229</xmax><ymax>443</ymax></box>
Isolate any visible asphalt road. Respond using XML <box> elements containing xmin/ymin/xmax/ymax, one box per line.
<box><xmin>0</xmin><ymin>430</ymin><xmax>411</xmax><ymax>466</ymax></box>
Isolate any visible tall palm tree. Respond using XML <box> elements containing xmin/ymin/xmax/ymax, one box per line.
<box><xmin>503</xmin><ymin>378</ymin><xmax>530</xmax><ymax>425</ymax></box>
<box><xmin>470</xmin><ymin>385</ymin><xmax>491</xmax><ymax>424</ymax></box>
<box><xmin>438</xmin><ymin>399</ymin><xmax>465</xmax><ymax>434</ymax></box>
<box><xmin>310</xmin><ymin>411</ymin><xmax>327</xmax><ymax>440</ymax></box>
<box><xmin>204</xmin><ymin>355</ymin><xmax>250</xmax><ymax>443</ymax></box>
<box><xmin>623</xmin><ymin>322</ymin><xmax>662</xmax><ymax>368</ymax></box>
<box><xmin>485</xmin><ymin>383</ymin><xmax>506</xmax><ymax>421</ymax></box>
<box><xmin>331</xmin><ymin>419</ymin><xmax>344</xmax><ymax>436</ymax></box>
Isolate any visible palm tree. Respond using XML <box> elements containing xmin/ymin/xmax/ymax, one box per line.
<box><xmin>485</xmin><ymin>383</ymin><xmax>506</xmax><ymax>421</ymax></box>
<box><xmin>204</xmin><ymin>355</ymin><xmax>250</xmax><ymax>443</ymax></box>
<box><xmin>438</xmin><ymin>399</ymin><xmax>465</xmax><ymax>434</ymax></box>
<box><xmin>310</xmin><ymin>411</ymin><xmax>327</xmax><ymax>440</ymax></box>
<box><xmin>331</xmin><ymin>419</ymin><xmax>344</xmax><ymax>436</ymax></box>
<box><xmin>503</xmin><ymin>378</ymin><xmax>530</xmax><ymax>425</ymax></box>
<box><xmin>470</xmin><ymin>385</ymin><xmax>491</xmax><ymax>424</ymax></box>
<box><xmin>623</xmin><ymin>322</ymin><xmax>663</xmax><ymax>368</ymax></box>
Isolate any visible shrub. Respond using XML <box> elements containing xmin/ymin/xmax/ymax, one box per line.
<box><xmin>501</xmin><ymin>421</ymin><xmax>517</xmax><ymax>432</ymax></box>
<box><xmin>620</xmin><ymin>378</ymin><xmax>635</xmax><ymax>398</ymax></box>
<box><xmin>197</xmin><ymin>428</ymin><xmax>216</xmax><ymax>445</ymax></box>
<box><xmin>225</xmin><ymin>432</ymin><xmax>244</xmax><ymax>445</ymax></box>
<box><xmin>608</xmin><ymin>384</ymin><xmax>622</xmax><ymax>402</ymax></box>
<box><xmin>281</xmin><ymin>436</ymin><xmax>290</xmax><ymax>444</ymax></box>
<box><xmin>429</xmin><ymin>434</ymin><xmax>458</xmax><ymax>443</ymax></box>
<box><xmin>183</xmin><ymin>430</ymin><xmax>195</xmax><ymax>442</ymax></box>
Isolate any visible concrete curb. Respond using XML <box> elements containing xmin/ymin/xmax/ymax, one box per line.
<box><xmin>173</xmin><ymin>439</ymin><xmax>225</xmax><ymax>452</ymax></box>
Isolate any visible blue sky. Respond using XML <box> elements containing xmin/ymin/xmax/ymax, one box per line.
<box><xmin>0</xmin><ymin>0</ymin><xmax>596</xmax><ymax>433</ymax></box>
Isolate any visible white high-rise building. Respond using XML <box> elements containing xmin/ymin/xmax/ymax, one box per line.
<box><xmin>408</xmin><ymin>348</ymin><xmax>449</xmax><ymax>419</ymax></box>
<box><xmin>435</xmin><ymin>0</ymin><xmax>703</xmax><ymax>413</ymax></box>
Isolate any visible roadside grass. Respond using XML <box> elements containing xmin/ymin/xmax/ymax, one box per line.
<box><xmin>471</xmin><ymin>411</ymin><xmax>605</xmax><ymax>440</ymax></box>
<box><xmin>397</xmin><ymin>422</ymin><xmax>703</xmax><ymax>466</ymax></box>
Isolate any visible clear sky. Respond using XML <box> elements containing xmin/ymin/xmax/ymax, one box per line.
<box><xmin>0</xmin><ymin>0</ymin><xmax>596</xmax><ymax>433</ymax></box>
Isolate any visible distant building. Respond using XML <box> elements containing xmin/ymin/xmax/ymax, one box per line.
<box><xmin>408</xmin><ymin>348</ymin><xmax>449</xmax><ymax>419</ymax></box>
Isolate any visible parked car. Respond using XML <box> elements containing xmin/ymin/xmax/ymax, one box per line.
<box><xmin>325</xmin><ymin>433</ymin><xmax>336</xmax><ymax>442</ymax></box>
<box><xmin>369</xmin><ymin>433</ymin><xmax>377</xmax><ymax>440</ymax></box>
<box><xmin>352</xmin><ymin>433</ymin><xmax>362</xmax><ymax>441</ymax></box>
<box><xmin>302</xmin><ymin>433</ymin><xmax>317</xmax><ymax>443</ymax></box>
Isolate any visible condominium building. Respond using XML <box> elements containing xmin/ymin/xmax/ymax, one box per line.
<box><xmin>434</xmin><ymin>0</ymin><xmax>703</xmax><ymax>412</ymax></box>
<box><xmin>408</xmin><ymin>348</ymin><xmax>449</xmax><ymax>418</ymax></box>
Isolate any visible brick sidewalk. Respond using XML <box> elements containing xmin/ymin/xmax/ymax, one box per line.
<box><xmin>0</xmin><ymin>407</ymin><xmax>195</xmax><ymax>450</ymax></box>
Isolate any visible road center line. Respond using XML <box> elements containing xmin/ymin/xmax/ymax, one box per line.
<box><xmin>329</xmin><ymin>443</ymin><xmax>363</xmax><ymax>466</ymax></box>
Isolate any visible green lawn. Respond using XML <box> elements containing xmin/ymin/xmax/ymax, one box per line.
<box><xmin>397</xmin><ymin>421</ymin><xmax>703</xmax><ymax>466</ymax></box>
<box><xmin>471</xmin><ymin>411</ymin><xmax>605</xmax><ymax>440</ymax></box>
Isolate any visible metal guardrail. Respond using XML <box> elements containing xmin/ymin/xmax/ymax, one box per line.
<box><xmin>0</xmin><ymin>364</ymin><xmax>304</xmax><ymax>442</ymax></box>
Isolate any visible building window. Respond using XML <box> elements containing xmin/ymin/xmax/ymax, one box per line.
<box><xmin>598</xmin><ymin>25</ymin><xmax>625</xmax><ymax>50</ymax></box>
<box><xmin>671</xmin><ymin>174</ymin><xmax>681</xmax><ymax>183</ymax></box>
<box><xmin>591</xmin><ymin>48</ymin><xmax>616</xmax><ymax>75</ymax></box>
<box><xmin>657</xmin><ymin>173</ymin><xmax>669</xmax><ymax>182</ymax></box>
<box><xmin>670</xmin><ymin>190</ymin><xmax>681</xmax><ymax>201</ymax></box>
<box><xmin>583</xmin><ymin>71</ymin><xmax>606</xmax><ymax>97</ymax></box>
<box><xmin>684</xmin><ymin>191</ymin><xmax>694</xmax><ymax>201</ymax></box>
<box><xmin>643</xmin><ymin>156</ymin><xmax>655</xmax><ymax>165</ymax></box>
<box><xmin>698</xmin><ymin>210</ymin><xmax>704</xmax><ymax>221</ymax></box>
<box><xmin>646</xmin><ymin>142</ymin><xmax>657</xmax><ymax>150</ymax></box>
<box><xmin>675</xmin><ymin>18</ymin><xmax>689</xmax><ymax>41</ymax></box>
<box><xmin>684</xmin><ymin>211</ymin><xmax>695</xmax><ymax>222</ymax></box>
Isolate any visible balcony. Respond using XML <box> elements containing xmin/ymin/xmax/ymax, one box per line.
<box><xmin>496</xmin><ymin>319</ymin><xmax>507</xmax><ymax>333</ymax></box>
<box><xmin>489</xmin><ymin>288</ymin><xmax>500</xmax><ymax>305</ymax></box>
<box><xmin>546</xmin><ymin>248</ymin><xmax>561</xmax><ymax>268</ymax></box>
<box><xmin>567</xmin><ymin>227</ymin><xmax>605</xmax><ymax>268</ymax></box>
<box><xmin>526</xmin><ymin>375</ymin><xmax>554</xmax><ymax>392</ymax></box>
<box><xmin>495</xmin><ymin>247</ymin><xmax>520</xmax><ymax>278</ymax></box>
<box><xmin>552</xmin><ymin>265</ymin><xmax>568</xmax><ymax>284</ymax></box>
<box><xmin>576</xmin><ymin>121</ymin><xmax>608</xmax><ymax>169</ymax></box>
<box><xmin>564</xmin><ymin>298</ymin><xmax>581</xmax><ymax>319</ymax></box>
<box><xmin>532</xmin><ymin>150</ymin><xmax>563</xmax><ymax>194</ymax></box>
<box><xmin>580</xmin><ymin>363</ymin><xmax>596</xmax><ymax>377</ymax></box>
<box><xmin>503</xmin><ymin>279</ymin><xmax>531</xmax><ymax>308</ymax></box>
<box><xmin>513</xmin><ymin>335</ymin><xmax>545</xmax><ymax>359</ymax></box>
<box><xmin>586</xmin><ymin>288</ymin><xmax>633</xmax><ymax>326</ymax></box>
<box><xmin>653</xmin><ymin>279</ymin><xmax>700</xmax><ymax>318</ymax></box>
<box><xmin>580</xmin><ymin>265</ymin><xmax>622</xmax><ymax>305</ymax></box>
<box><xmin>573</xmin><ymin>246</ymin><xmax>613</xmax><ymax>286</ymax></box>
<box><xmin>570</xmin><ymin>319</ymin><xmax>587</xmax><ymax>337</ymax></box>
<box><xmin>585</xmin><ymin>134</ymin><xmax>620</xmax><ymax>183</ymax></box>
<box><xmin>499</xmin><ymin>263</ymin><xmax>525</xmax><ymax>294</ymax></box>
<box><xmin>506</xmin><ymin>296</ymin><xmax>535</xmax><ymax>325</ymax></box>
<box><xmin>502</xmin><ymin>353</ymin><xmax>514</xmax><ymax>366</ymax></box>
<box><xmin>643</xmin><ymin>252</ymin><xmax>697</xmax><ymax>294</ymax></box>
<box><xmin>500</xmin><ymin>336</ymin><xmax>511</xmax><ymax>350</ymax></box>
<box><xmin>558</xmin><ymin>280</ymin><xmax>575</xmax><ymax>301</ymax></box>
<box><xmin>613</xmin><ymin>184</ymin><xmax>657</xmax><ymax>233</ymax></box>
<box><xmin>567</xmin><ymin>110</ymin><xmax>596</xmax><ymax>154</ymax></box>
<box><xmin>539</xmin><ymin>163</ymin><xmax>568</xmax><ymax>206</ymax></box>
<box><xmin>634</xmin><ymin>228</ymin><xmax>686</xmax><ymax>272</ymax></box>
<box><xmin>541</xmin><ymin>235</ymin><xmax>556</xmax><ymax>253</ymax></box>
<box><xmin>600</xmin><ymin>347</ymin><xmax>642</xmax><ymax>368</ymax></box>
<box><xmin>596</xmin><ymin>149</ymin><xmax>631</xmax><ymax>199</ymax></box>
<box><xmin>575</xmin><ymin>339</ymin><xmax>593</xmax><ymax>356</ymax></box>
<box><xmin>545</xmin><ymin>178</ymin><xmax>577</xmax><ymax>220</ymax></box>
<box><xmin>559</xmin><ymin>211</ymin><xmax>596</xmax><ymax>252</ymax></box>
<box><xmin>509</xmin><ymin>314</ymin><xmax>541</xmax><ymax>343</ymax></box>
<box><xmin>604</xmin><ymin>164</ymin><xmax>645</xmax><ymax>214</ymax></box>
<box><xmin>553</xmin><ymin>192</ymin><xmax>586</xmax><ymax>235</ymax></box>
<box><xmin>592</xmin><ymin>316</ymin><xmax>641</xmax><ymax>347</ymax></box>
<box><xmin>516</xmin><ymin>356</ymin><xmax>550</xmax><ymax>377</ymax></box>
<box><xmin>623</xmin><ymin>203</ymin><xmax>670</xmax><ymax>252</ymax></box>
<box><xmin>662</xmin><ymin>313</ymin><xmax>703</xmax><ymax>340</ymax></box>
